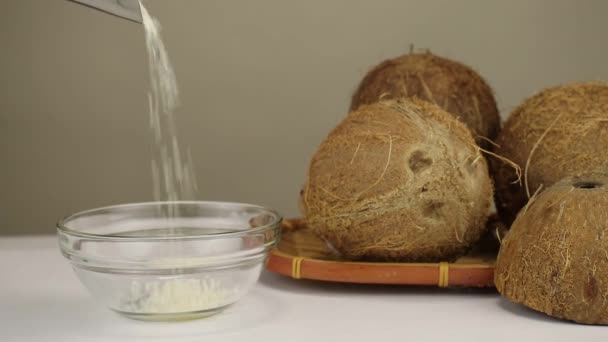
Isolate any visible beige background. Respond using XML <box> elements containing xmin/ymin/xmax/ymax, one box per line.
<box><xmin>1</xmin><ymin>0</ymin><xmax>608</xmax><ymax>234</ymax></box>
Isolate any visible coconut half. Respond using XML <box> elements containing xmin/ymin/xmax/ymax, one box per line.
<box><xmin>495</xmin><ymin>172</ymin><xmax>608</xmax><ymax>324</ymax></box>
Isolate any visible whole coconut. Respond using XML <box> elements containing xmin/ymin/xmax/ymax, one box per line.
<box><xmin>350</xmin><ymin>52</ymin><xmax>500</xmax><ymax>144</ymax></box>
<box><xmin>495</xmin><ymin>172</ymin><xmax>608</xmax><ymax>324</ymax></box>
<box><xmin>300</xmin><ymin>99</ymin><xmax>493</xmax><ymax>261</ymax></box>
<box><xmin>492</xmin><ymin>82</ymin><xmax>608</xmax><ymax>225</ymax></box>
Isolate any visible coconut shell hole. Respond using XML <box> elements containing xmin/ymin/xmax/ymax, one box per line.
<box><xmin>573</xmin><ymin>181</ymin><xmax>603</xmax><ymax>189</ymax></box>
<box><xmin>408</xmin><ymin>150</ymin><xmax>433</xmax><ymax>173</ymax></box>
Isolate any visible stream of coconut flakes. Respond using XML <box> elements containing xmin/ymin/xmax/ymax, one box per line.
<box><xmin>117</xmin><ymin>1</ymin><xmax>237</xmax><ymax>315</ymax></box>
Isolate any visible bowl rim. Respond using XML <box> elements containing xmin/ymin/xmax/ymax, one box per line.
<box><xmin>56</xmin><ymin>200</ymin><xmax>283</xmax><ymax>241</ymax></box>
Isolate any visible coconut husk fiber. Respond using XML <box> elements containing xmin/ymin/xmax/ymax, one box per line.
<box><xmin>495</xmin><ymin>172</ymin><xmax>608</xmax><ymax>325</ymax></box>
<box><xmin>350</xmin><ymin>51</ymin><xmax>500</xmax><ymax>145</ymax></box>
<box><xmin>492</xmin><ymin>82</ymin><xmax>608</xmax><ymax>225</ymax></box>
<box><xmin>300</xmin><ymin>99</ymin><xmax>493</xmax><ymax>261</ymax></box>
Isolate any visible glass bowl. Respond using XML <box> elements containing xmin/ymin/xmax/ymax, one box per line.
<box><xmin>57</xmin><ymin>201</ymin><xmax>281</xmax><ymax>321</ymax></box>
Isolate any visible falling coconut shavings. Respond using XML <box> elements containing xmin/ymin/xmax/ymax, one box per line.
<box><xmin>126</xmin><ymin>1</ymin><xmax>231</xmax><ymax>317</ymax></box>
<box><xmin>140</xmin><ymin>1</ymin><xmax>198</xmax><ymax>211</ymax></box>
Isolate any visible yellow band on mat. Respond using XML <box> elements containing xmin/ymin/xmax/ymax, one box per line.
<box><xmin>438</xmin><ymin>262</ymin><xmax>449</xmax><ymax>288</ymax></box>
<box><xmin>291</xmin><ymin>257</ymin><xmax>304</xmax><ymax>279</ymax></box>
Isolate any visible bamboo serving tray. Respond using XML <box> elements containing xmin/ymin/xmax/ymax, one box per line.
<box><xmin>266</xmin><ymin>218</ymin><xmax>498</xmax><ymax>287</ymax></box>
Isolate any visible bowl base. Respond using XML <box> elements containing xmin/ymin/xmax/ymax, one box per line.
<box><xmin>112</xmin><ymin>304</ymin><xmax>232</xmax><ymax>322</ymax></box>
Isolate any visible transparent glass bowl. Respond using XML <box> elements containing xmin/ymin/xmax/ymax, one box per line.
<box><xmin>57</xmin><ymin>201</ymin><xmax>281</xmax><ymax>321</ymax></box>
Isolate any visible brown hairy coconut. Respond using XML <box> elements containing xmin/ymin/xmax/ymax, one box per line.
<box><xmin>300</xmin><ymin>99</ymin><xmax>493</xmax><ymax>261</ymax></box>
<box><xmin>495</xmin><ymin>172</ymin><xmax>608</xmax><ymax>324</ymax></box>
<box><xmin>492</xmin><ymin>82</ymin><xmax>608</xmax><ymax>225</ymax></box>
<box><xmin>350</xmin><ymin>52</ymin><xmax>500</xmax><ymax>145</ymax></box>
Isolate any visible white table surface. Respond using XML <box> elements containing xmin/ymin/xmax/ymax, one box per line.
<box><xmin>1</xmin><ymin>236</ymin><xmax>606</xmax><ymax>342</ymax></box>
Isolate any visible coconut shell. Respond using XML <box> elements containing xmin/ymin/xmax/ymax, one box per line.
<box><xmin>350</xmin><ymin>52</ymin><xmax>500</xmax><ymax>144</ymax></box>
<box><xmin>495</xmin><ymin>172</ymin><xmax>608</xmax><ymax>325</ymax></box>
<box><xmin>300</xmin><ymin>99</ymin><xmax>493</xmax><ymax>261</ymax></box>
<box><xmin>492</xmin><ymin>82</ymin><xmax>608</xmax><ymax>225</ymax></box>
